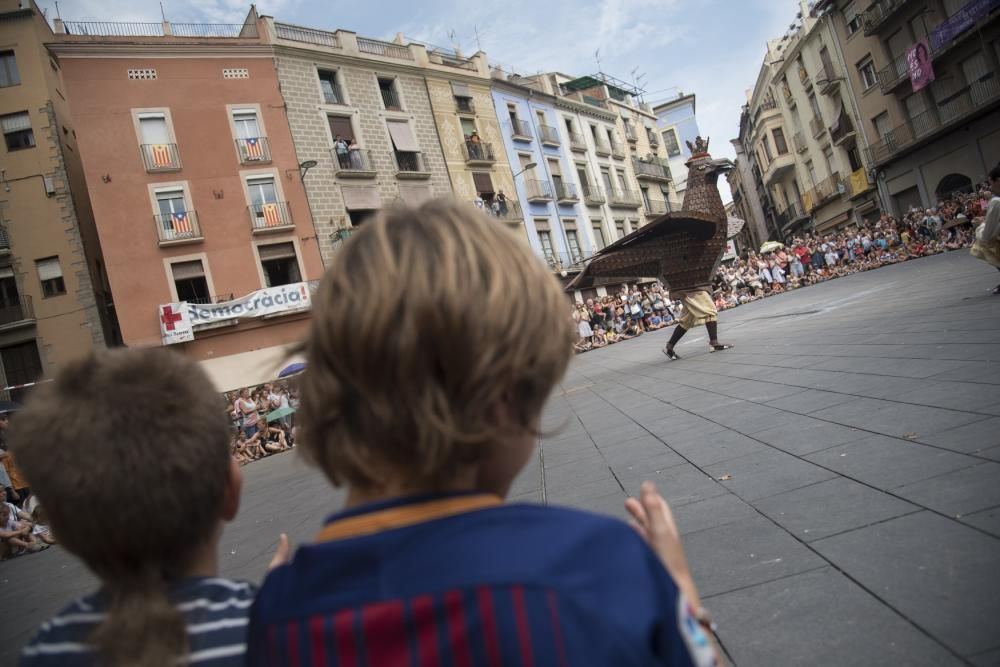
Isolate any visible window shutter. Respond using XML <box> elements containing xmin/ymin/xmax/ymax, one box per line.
<box><xmin>258</xmin><ymin>242</ymin><xmax>297</xmax><ymax>261</ymax></box>
<box><xmin>327</xmin><ymin>115</ymin><xmax>354</xmax><ymax>141</ymax></box>
<box><xmin>170</xmin><ymin>260</ymin><xmax>205</xmax><ymax>280</ymax></box>
<box><xmin>450</xmin><ymin>82</ymin><xmax>472</xmax><ymax>97</ymax></box>
<box><xmin>1</xmin><ymin>112</ymin><xmax>31</xmax><ymax>133</ymax></box>
<box><xmin>472</xmin><ymin>172</ymin><xmax>494</xmax><ymax>194</ymax></box>
<box><xmin>386</xmin><ymin>120</ymin><xmax>420</xmax><ymax>152</ymax></box>
<box><xmin>36</xmin><ymin>258</ymin><xmax>63</xmax><ymax>281</ymax></box>
<box><xmin>341</xmin><ymin>185</ymin><xmax>381</xmax><ymax>210</ymax></box>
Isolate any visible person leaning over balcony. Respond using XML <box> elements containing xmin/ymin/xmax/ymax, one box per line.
<box><xmin>334</xmin><ymin>135</ymin><xmax>349</xmax><ymax>168</ymax></box>
<box><xmin>970</xmin><ymin>161</ymin><xmax>1000</xmax><ymax>294</ymax></box>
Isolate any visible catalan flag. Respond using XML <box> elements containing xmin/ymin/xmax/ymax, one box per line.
<box><xmin>170</xmin><ymin>211</ymin><xmax>193</xmax><ymax>236</ymax></box>
<box><xmin>243</xmin><ymin>137</ymin><xmax>264</xmax><ymax>161</ymax></box>
<box><xmin>150</xmin><ymin>144</ymin><xmax>173</xmax><ymax>168</ymax></box>
<box><xmin>262</xmin><ymin>203</ymin><xmax>282</xmax><ymax>226</ymax></box>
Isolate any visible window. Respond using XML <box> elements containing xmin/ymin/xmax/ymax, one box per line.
<box><xmin>909</xmin><ymin>15</ymin><xmax>929</xmax><ymax>42</ymax></box>
<box><xmin>327</xmin><ymin>115</ymin><xmax>355</xmax><ymax>144</ymax></box>
<box><xmin>0</xmin><ymin>342</ymin><xmax>43</xmax><ymax>404</ymax></box>
<box><xmin>807</xmin><ymin>92</ymin><xmax>822</xmax><ymax>119</ymax></box>
<box><xmin>773</xmin><ymin>128</ymin><xmax>788</xmax><ymax>155</ymax></box>
<box><xmin>233</xmin><ymin>110</ymin><xmax>261</xmax><ymax>139</ymax></box>
<box><xmin>378</xmin><ymin>78</ymin><xmax>401</xmax><ymax>110</ymax></box>
<box><xmin>858</xmin><ymin>58</ymin><xmax>877</xmax><ymax>90</ymax></box>
<box><xmin>171</xmin><ymin>260</ymin><xmax>210</xmax><ymax>303</ymax></box>
<box><xmin>566</xmin><ymin>230</ymin><xmax>581</xmax><ymax>261</ymax></box>
<box><xmin>257</xmin><ymin>242</ymin><xmax>301</xmax><ymax>287</ymax></box>
<box><xmin>155</xmin><ymin>187</ymin><xmax>196</xmax><ymax>241</ymax></box>
<box><xmin>761</xmin><ymin>136</ymin><xmax>773</xmax><ymax>161</ymax></box>
<box><xmin>537</xmin><ymin>230</ymin><xmax>554</xmax><ymax>261</ymax></box>
<box><xmin>536</xmin><ymin>110</ymin><xmax>546</xmax><ymax>126</ymax></box>
<box><xmin>387</xmin><ymin>120</ymin><xmax>422</xmax><ymax>171</ymax></box>
<box><xmin>615</xmin><ymin>220</ymin><xmax>626</xmax><ymax>238</ymax></box>
<box><xmin>844</xmin><ymin>2</ymin><xmax>862</xmax><ymax>35</ymax></box>
<box><xmin>36</xmin><ymin>257</ymin><xmax>65</xmax><ymax>297</ymax></box>
<box><xmin>233</xmin><ymin>109</ymin><xmax>268</xmax><ymax>163</ymax></box>
<box><xmin>137</xmin><ymin>113</ymin><xmax>179</xmax><ymax>169</ymax></box>
<box><xmin>847</xmin><ymin>145</ymin><xmax>862</xmax><ymax>171</ymax></box>
<box><xmin>806</xmin><ymin>160</ymin><xmax>817</xmax><ymax>186</ymax></box>
<box><xmin>247</xmin><ymin>177</ymin><xmax>286</xmax><ymax>229</ymax></box>
<box><xmin>823</xmin><ymin>146</ymin><xmax>836</xmax><ymax>175</ymax></box>
<box><xmin>640</xmin><ymin>186</ymin><xmax>651</xmax><ymax>210</ymax></box>
<box><xmin>0</xmin><ymin>51</ymin><xmax>19</xmax><ymax>87</ymax></box>
<box><xmin>662</xmin><ymin>128</ymin><xmax>680</xmax><ymax>156</ymax></box>
<box><xmin>1</xmin><ymin>112</ymin><xmax>34</xmax><ymax>151</ymax></box>
<box><xmin>139</xmin><ymin>115</ymin><xmax>169</xmax><ymax>143</ymax></box>
<box><xmin>508</xmin><ymin>105</ymin><xmax>519</xmax><ymax>126</ymax></box>
<box><xmin>873</xmin><ymin>111</ymin><xmax>892</xmax><ymax>139</ymax></box>
<box><xmin>600</xmin><ymin>168</ymin><xmax>614</xmax><ymax>193</ymax></box>
<box><xmin>318</xmin><ymin>69</ymin><xmax>342</xmax><ymax>104</ymax></box>
<box><xmin>591</xmin><ymin>220</ymin><xmax>606</xmax><ymax>249</ymax></box>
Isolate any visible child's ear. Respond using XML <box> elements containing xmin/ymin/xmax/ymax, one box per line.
<box><xmin>221</xmin><ymin>457</ymin><xmax>243</xmax><ymax>522</ymax></box>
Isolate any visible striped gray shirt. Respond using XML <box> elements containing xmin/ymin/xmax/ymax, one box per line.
<box><xmin>20</xmin><ymin>577</ymin><xmax>256</xmax><ymax>666</ymax></box>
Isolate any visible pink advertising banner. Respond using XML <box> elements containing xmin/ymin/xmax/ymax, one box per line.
<box><xmin>906</xmin><ymin>39</ymin><xmax>935</xmax><ymax>92</ymax></box>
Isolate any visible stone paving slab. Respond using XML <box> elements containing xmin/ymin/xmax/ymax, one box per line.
<box><xmin>0</xmin><ymin>250</ymin><xmax>998</xmax><ymax>666</ymax></box>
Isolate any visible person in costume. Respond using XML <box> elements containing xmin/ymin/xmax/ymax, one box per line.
<box><xmin>970</xmin><ymin>162</ymin><xmax>1000</xmax><ymax>294</ymax></box>
<box><xmin>567</xmin><ymin>136</ymin><xmax>735</xmax><ymax>359</ymax></box>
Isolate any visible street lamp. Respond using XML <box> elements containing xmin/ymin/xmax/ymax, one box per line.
<box><xmin>511</xmin><ymin>162</ymin><xmax>537</xmax><ymax>179</ymax></box>
<box><xmin>297</xmin><ymin>159</ymin><xmax>322</xmax><ymax>268</ymax></box>
<box><xmin>298</xmin><ymin>159</ymin><xmax>318</xmax><ymax>179</ymax></box>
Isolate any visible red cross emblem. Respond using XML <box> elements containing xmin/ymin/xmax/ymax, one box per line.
<box><xmin>160</xmin><ymin>305</ymin><xmax>183</xmax><ymax>331</ymax></box>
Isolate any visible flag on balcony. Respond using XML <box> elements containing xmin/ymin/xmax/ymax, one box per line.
<box><xmin>849</xmin><ymin>169</ymin><xmax>869</xmax><ymax>196</ymax></box>
<box><xmin>244</xmin><ymin>137</ymin><xmax>264</xmax><ymax>160</ymax></box>
<box><xmin>262</xmin><ymin>203</ymin><xmax>282</xmax><ymax>226</ymax></box>
<box><xmin>802</xmin><ymin>191</ymin><xmax>814</xmax><ymax>212</ymax></box>
<box><xmin>150</xmin><ymin>144</ymin><xmax>173</xmax><ymax>168</ymax></box>
<box><xmin>170</xmin><ymin>211</ymin><xmax>193</xmax><ymax>235</ymax></box>
<box><xmin>906</xmin><ymin>39</ymin><xmax>934</xmax><ymax>92</ymax></box>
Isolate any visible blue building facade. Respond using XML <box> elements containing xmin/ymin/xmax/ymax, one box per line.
<box><xmin>490</xmin><ymin>82</ymin><xmax>592</xmax><ymax>270</ymax></box>
<box><xmin>654</xmin><ymin>94</ymin><xmax>700</xmax><ymax>198</ymax></box>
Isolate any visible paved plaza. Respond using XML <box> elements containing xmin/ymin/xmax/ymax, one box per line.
<box><xmin>1</xmin><ymin>249</ymin><xmax>999</xmax><ymax>665</ymax></box>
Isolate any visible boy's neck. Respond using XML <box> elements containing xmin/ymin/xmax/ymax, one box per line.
<box><xmin>182</xmin><ymin>527</ymin><xmax>222</xmax><ymax>578</ymax></box>
<box><xmin>345</xmin><ymin>471</ymin><xmax>482</xmax><ymax>509</ymax></box>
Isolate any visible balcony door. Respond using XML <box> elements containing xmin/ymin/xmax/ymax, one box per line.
<box><xmin>139</xmin><ymin>115</ymin><xmax>169</xmax><ymax>145</ymax></box>
<box><xmin>233</xmin><ymin>111</ymin><xmax>261</xmax><ymax>140</ymax></box>
<box><xmin>0</xmin><ymin>341</ymin><xmax>42</xmax><ymax>404</ymax></box>
<box><xmin>0</xmin><ymin>267</ymin><xmax>18</xmax><ymax>311</ymax></box>
<box><xmin>248</xmin><ymin>178</ymin><xmax>278</xmax><ymax>207</ymax></box>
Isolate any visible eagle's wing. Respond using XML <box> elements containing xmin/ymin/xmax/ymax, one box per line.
<box><xmin>566</xmin><ymin>211</ymin><xmax>719</xmax><ymax>290</ymax></box>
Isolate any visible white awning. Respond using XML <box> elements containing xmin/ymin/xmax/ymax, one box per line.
<box><xmin>36</xmin><ymin>257</ymin><xmax>63</xmax><ymax>281</ymax></box>
<box><xmin>341</xmin><ymin>185</ymin><xmax>380</xmax><ymax>210</ymax></box>
<box><xmin>397</xmin><ymin>183</ymin><xmax>432</xmax><ymax>204</ymax></box>
<box><xmin>198</xmin><ymin>344</ymin><xmax>305</xmax><ymax>392</ymax></box>
<box><xmin>386</xmin><ymin>120</ymin><xmax>420</xmax><ymax>152</ymax></box>
<box><xmin>450</xmin><ymin>82</ymin><xmax>472</xmax><ymax>97</ymax></box>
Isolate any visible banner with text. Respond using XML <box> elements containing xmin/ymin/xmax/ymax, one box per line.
<box><xmin>159</xmin><ymin>282</ymin><xmax>312</xmax><ymax>345</ymax></box>
<box><xmin>907</xmin><ymin>39</ymin><xmax>934</xmax><ymax>92</ymax></box>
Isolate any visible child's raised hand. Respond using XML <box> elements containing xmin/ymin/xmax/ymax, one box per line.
<box><xmin>267</xmin><ymin>533</ymin><xmax>290</xmax><ymax>571</ymax></box>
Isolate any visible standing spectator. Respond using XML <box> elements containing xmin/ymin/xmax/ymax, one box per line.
<box><xmin>333</xmin><ymin>135</ymin><xmax>349</xmax><ymax>168</ymax></box>
<box><xmin>237</xmin><ymin>388</ymin><xmax>260</xmax><ymax>439</ymax></box>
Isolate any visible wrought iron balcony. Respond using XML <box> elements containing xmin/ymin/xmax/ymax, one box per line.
<box><xmin>817</xmin><ymin>60</ymin><xmax>840</xmax><ymax>95</ymax></box>
<box><xmin>275</xmin><ymin>22</ymin><xmax>339</xmax><ymax>47</ymax></box>
<box><xmin>609</xmin><ymin>188</ymin><xmax>642</xmax><ymax>208</ymax></box>
<box><xmin>554</xmin><ymin>182</ymin><xmax>579</xmax><ymax>202</ymax></box>
<box><xmin>235</xmin><ymin>137</ymin><xmax>271</xmax><ymax>164</ymax></box>
<box><xmin>646</xmin><ymin>128</ymin><xmax>659</xmax><ymax>146</ymax></box>
<box><xmin>581</xmin><ymin>182</ymin><xmax>606</xmax><ymax>205</ymax></box>
<box><xmin>632</xmin><ymin>157</ymin><xmax>672</xmax><ymax>182</ymax></box>
<box><xmin>333</xmin><ymin>147</ymin><xmax>377</xmax><ymax>177</ymax></box>
<box><xmin>862</xmin><ymin>0</ymin><xmax>907</xmax><ymax>35</ymax></box>
<box><xmin>380</xmin><ymin>86</ymin><xmax>402</xmax><ymax>110</ymax></box>
<box><xmin>248</xmin><ymin>201</ymin><xmax>293</xmax><ymax>232</ymax></box>
<box><xmin>482</xmin><ymin>199</ymin><xmax>523</xmax><ymax>221</ymax></box>
<box><xmin>644</xmin><ymin>197</ymin><xmax>668</xmax><ymax>215</ymax></box>
<box><xmin>463</xmin><ymin>141</ymin><xmax>495</xmax><ymax>164</ymax></box>
<box><xmin>525</xmin><ymin>179</ymin><xmax>553</xmax><ymax>202</ymax></box>
<box><xmin>187</xmin><ymin>293</ymin><xmax>236</xmax><ymax>305</ymax></box>
<box><xmin>809</xmin><ymin>116</ymin><xmax>825</xmax><ymax>139</ymax></box>
<box><xmin>509</xmin><ymin>118</ymin><xmax>533</xmax><ymax>142</ymax></box>
<box><xmin>0</xmin><ymin>294</ymin><xmax>34</xmax><ymax>328</ymax></box>
<box><xmin>140</xmin><ymin>143</ymin><xmax>181</xmax><ymax>172</ymax></box>
<box><xmin>539</xmin><ymin>124</ymin><xmax>560</xmax><ymax>146</ymax></box>
<box><xmin>792</xmin><ymin>131</ymin><xmax>807</xmax><ymax>153</ymax></box>
<box><xmin>393</xmin><ymin>151</ymin><xmax>431</xmax><ymax>178</ymax></box>
<box><xmin>155</xmin><ymin>210</ymin><xmax>202</xmax><ymax>244</ymax></box>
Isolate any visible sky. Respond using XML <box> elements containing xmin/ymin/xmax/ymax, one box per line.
<box><xmin>48</xmin><ymin>0</ymin><xmax>802</xmax><ymax>201</ymax></box>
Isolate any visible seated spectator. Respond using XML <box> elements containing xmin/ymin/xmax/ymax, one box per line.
<box><xmin>30</xmin><ymin>505</ymin><xmax>56</xmax><ymax>545</ymax></box>
<box><xmin>0</xmin><ymin>502</ymin><xmax>46</xmax><ymax>557</ymax></box>
<box><xmin>592</xmin><ymin>326</ymin><xmax>609</xmax><ymax>347</ymax></box>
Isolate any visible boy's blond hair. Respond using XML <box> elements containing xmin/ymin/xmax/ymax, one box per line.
<box><xmin>9</xmin><ymin>348</ymin><xmax>231</xmax><ymax>667</ymax></box>
<box><xmin>300</xmin><ymin>199</ymin><xmax>575</xmax><ymax>489</ymax></box>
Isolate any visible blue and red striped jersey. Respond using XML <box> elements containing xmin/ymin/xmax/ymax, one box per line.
<box><xmin>248</xmin><ymin>493</ymin><xmax>716</xmax><ymax>666</ymax></box>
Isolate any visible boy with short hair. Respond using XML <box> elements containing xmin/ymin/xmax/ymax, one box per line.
<box><xmin>249</xmin><ymin>200</ymin><xmax>718</xmax><ymax>666</ymax></box>
<box><xmin>11</xmin><ymin>348</ymin><xmax>286</xmax><ymax>667</ymax></box>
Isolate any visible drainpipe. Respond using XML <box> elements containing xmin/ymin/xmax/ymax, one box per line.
<box><xmin>421</xmin><ymin>76</ymin><xmax>457</xmax><ymax>196</ymax></box>
<box><xmin>525</xmin><ymin>94</ymin><xmax>573</xmax><ymax>267</ymax></box>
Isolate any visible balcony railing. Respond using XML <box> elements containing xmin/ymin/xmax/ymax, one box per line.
<box><xmin>357</xmin><ymin>36</ymin><xmax>413</xmax><ymax>60</ymax></box>
<box><xmin>610</xmin><ymin>137</ymin><xmax>627</xmax><ymax>159</ymax></box>
<box><xmin>593</xmin><ymin>137</ymin><xmax>612</xmax><ymax>156</ymax></box>
<box><xmin>61</xmin><ymin>21</ymin><xmax>258</xmax><ymax>38</ymax></box>
<box><xmin>155</xmin><ymin>210</ymin><xmax>202</xmax><ymax>244</ymax></box>
<box><xmin>644</xmin><ymin>197</ymin><xmax>669</xmax><ymax>215</ymax></box>
<box><xmin>632</xmin><ymin>157</ymin><xmax>672</xmax><ymax>181</ymax></box>
<box><xmin>525</xmin><ymin>179</ymin><xmax>553</xmax><ymax>202</ymax></box>
<box><xmin>808</xmin><ymin>173</ymin><xmax>843</xmax><ymax>208</ymax></box>
<box><xmin>455</xmin><ymin>97</ymin><xmax>475</xmax><ymax>113</ymax></box>
<box><xmin>546</xmin><ymin>250</ymin><xmax>595</xmax><ymax>271</ymax></box>
<box><xmin>867</xmin><ymin>73</ymin><xmax>1000</xmax><ymax>165</ymax></box>
<box><xmin>0</xmin><ymin>226</ymin><xmax>10</xmax><ymax>253</ymax></box>
<box><xmin>581</xmin><ymin>183</ymin><xmax>606</xmax><ymax>205</ymax></box>
<box><xmin>393</xmin><ymin>151</ymin><xmax>431</xmax><ymax>177</ymax></box>
<box><xmin>333</xmin><ymin>147</ymin><xmax>376</xmax><ymax>176</ymax></box>
<box><xmin>248</xmin><ymin>201</ymin><xmax>293</xmax><ymax>232</ymax></box>
<box><xmin>568</xmin><ymin>131</ymin><xmax>587</xmax><ymax>152</ymax></box>
<box><xmin>862</xmin><ymin>0</ymin><xmax>907</xmax><ymax>35</ymax></box>
<box><xmin>0</xmin><ymin>294</ymin><xmax>34</xmax><ymax>327</ymax></box>
<box><xmin>829</xmin><ymin>115</ymin><xmax>855</xmax><ymax>145</ymax></box>
<box><xmin>187</xmin><ymin>293</ymin><xmax>235</xmax><ymax>305</ymax></box>
<box><xmin>554</xmin><ymin>182</ymin><xmax>579</xmax><ymax>202</ymax></box>
<box><xmin>380</xmin><ymin>86</ymin><xmax>402</xmax><ymax>110</ymax></box>
<box><xmin>482</xmin><ymin>199</ymin><xmax>523</xmax><ymax>221</ymax></box>
<box><xmin>818</xmin><ymin>60</ymin><xmax>840</xmax><ymax>95</ymax></box>
<box><xmin>539</xmin><ymin>124</ymin><xmax>560</xmax><ymax>146</ymax></box>
<box><xmin>274</xmin><ymin>22</ymin><xmax>339</xmax><ymax>47</ymax></box>
<box><xmin>463</xmin><ymin>141</ymin><xmax>495</xmax><ymax>164</ymax></box>
<box><xmin>792</xmin><ymin>131</ymin><xmax>807</xmax><ymax>153</ymax></box>
<box><xmin>809</xmin><ymin>116</ymin><xmax>825</xmax><ymax>139</ymax></box>
<box><xmin>140</xmin><ymin>143</ymin><xmax>181</xmax><ymax>171</ymax></box>
<box><xmin>509</xmin><ymin>118</ymin><xmax>533</xmax><ymax>141</ymax></box>
<box><xmin>609</xmin><ymin>188</ymin><xmax>642</xmax><ymax>207</ymax></box>
<box><xmin>235</xmin><ymin>137</ymin><xmax>271</xmax><ymax>164</ymax></box>
<box><xmin>878</xmin><ymin>52</ymin><xmax>909</xmax><ymax>93</ymax></box>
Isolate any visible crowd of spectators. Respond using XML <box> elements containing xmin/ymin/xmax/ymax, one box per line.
<box><xmin>223</xmin><ymin>382</ymin><xmax>298</xmax><ymax>465</ymax></box>
<box><xmin>1</xmin><ymin>410</ymin><xmax>54</xmax><ymax>559</ymax></box>
<box><xmin>572</xmin><ymin>186</ymin><xmax>989</xmax><ymax>352</ymax></box>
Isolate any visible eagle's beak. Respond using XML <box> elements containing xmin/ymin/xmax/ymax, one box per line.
<box><xmin>708</xmin><ymin>158</ymin><xmax>734</xmax><ymax>175</ymax></box>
